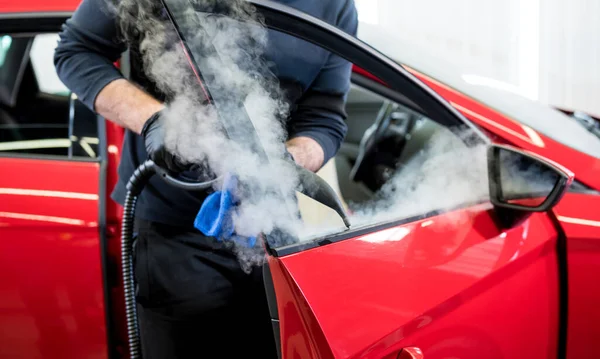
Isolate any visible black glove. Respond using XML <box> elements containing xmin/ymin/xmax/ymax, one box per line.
<box><xmin>141</xmin><ymin>110</ymin><xmax>187</xmax><ymax>173</ymax></box>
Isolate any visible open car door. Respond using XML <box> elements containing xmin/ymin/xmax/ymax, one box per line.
<box><xmin>160</xmin><ymin>1</ymin><xmax>569</xmax><ymax>358</ymax></box>
<box><xmin>0</xmin><ymin>32</ymin><xmax>109</xmax><ymax>358</ymax></box>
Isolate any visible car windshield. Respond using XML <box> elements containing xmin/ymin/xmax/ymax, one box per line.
<box><xmin>356</xmin><ymin>22</ymin><xmax>600</xmax><ymax>160</ymax></box>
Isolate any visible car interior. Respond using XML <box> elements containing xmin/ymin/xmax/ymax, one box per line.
<box><xmin>0</xmin><ymin>33</ymin><xmax>99</xmax><ymax>159</ymax></box>
<box><xmin>297</xmin><ymin>78</ymin><xmax>454</xmax><ymax>232</ymax></box>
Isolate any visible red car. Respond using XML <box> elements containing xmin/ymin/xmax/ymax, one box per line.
<box><xmin>1</xmin><ymin>1</ymin><xmax>599</xmax><ymax>359</ymax></box>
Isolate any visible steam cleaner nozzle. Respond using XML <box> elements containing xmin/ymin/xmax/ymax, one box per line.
<box><xmin>343</xmin><ymin>216</ymin><xmax>351</xmax><ymax>229</ymax></box>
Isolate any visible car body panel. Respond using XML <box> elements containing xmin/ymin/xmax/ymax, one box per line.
<box><xmin>268</xmin><ymin>256</ymin><xmax>336</xmax><ymax>359</ymax></box>
<box><xmin>554</xmin><ymin>193</ymin><xmax>600</xmax><ymax>359</ymax></box>
<box><xmin>0</xmin><ymin>0</ymin><xmax>81</xmax><ymax>13</ymax></box>
<box><xmin>272</xmin><ymin>204</ymin><xmax>560</xmax><ymax>359</ymax></box>
<box><xmin>0</xmin><ymin>157</ymin><xmax>107</xmax><ymax>359</ymax></box>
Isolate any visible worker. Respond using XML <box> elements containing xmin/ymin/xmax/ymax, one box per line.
<box><xmin>54</xmin><ymin>0</ymin><xmax>357</xmax><ymax>357</ymax></box>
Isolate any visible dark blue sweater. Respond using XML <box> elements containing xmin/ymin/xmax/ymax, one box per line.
<box><xmin>54</xmin><ymin>0</ymin><xmax>358</xmax><ymax>227</ymax></box>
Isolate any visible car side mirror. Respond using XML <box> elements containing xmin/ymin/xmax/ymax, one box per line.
<box><xmin>487</xmin><ymin>144</ymin><xmax>573</xmax><ymax>212</ymax></box>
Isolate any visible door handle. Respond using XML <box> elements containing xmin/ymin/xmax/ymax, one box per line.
<box><xmin>397</xmin><ymin>347</ymin><xmax>423</xmax><ymax>359</ymax></box>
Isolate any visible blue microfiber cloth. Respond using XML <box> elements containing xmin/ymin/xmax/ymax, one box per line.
<box><xmin>194</xmin><ymin>174</ymin><xmax>257</xmax><ymax>248</ymax></box>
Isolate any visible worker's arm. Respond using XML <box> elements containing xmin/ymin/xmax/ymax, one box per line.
<box><xmin>94</xmin><ymin>79</ymin><xmax>164</xmax><ymax>134</ymax></box>
<box><xmin>54</xmin><ymin>0</ymin><xmax>161</xmax><ymax>134</ymax></box>
<box><xmin>285</xmin><ymin>0</ymin><xmax>358</xmax><ymax>172</ymax></box>
<box><xmin>286</xmin><ymin>136</ymin><xmax>324</xmax><ymax>172</ymax></box>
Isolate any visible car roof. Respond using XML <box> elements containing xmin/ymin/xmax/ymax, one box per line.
<box><xmin>0</xmin><ymin>0</ymin><xmax>80</xmax><ymax>13</ymax></box>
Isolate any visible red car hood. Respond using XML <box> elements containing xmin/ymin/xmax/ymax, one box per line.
<box><xmin>0</xmin><ymin>0</ymin><xmax>80</xmax><ymax>13</ymax></box>
<box><xmin>405</xmin><ymin>69</ymin><xmax>600</xmax><ymax>191</ymax></box>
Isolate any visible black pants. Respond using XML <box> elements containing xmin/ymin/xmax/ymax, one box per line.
<box><xmin>133</xmin><ymin>219</ymin><xmax>278</xmax><ymax>359</ymax></box>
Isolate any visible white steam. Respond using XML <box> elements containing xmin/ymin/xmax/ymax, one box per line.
<box><xmin>108</xmin><ymin>0</ymin><xmax>494</xmax><ymax>271</ymax></box>
<box><xmin>110</xmin><ymin>0</ymin><xmax>304</xmax><ymax>266</ymax></box>
<box><xmin>297</xmin><ymin>126</ymin><xmax>490</xmax><ymax>241</ymax></box>
<box><xmin>352</xmin><ymin>128</ymin><xmax>489</xmax><ymax>226</ymax></box>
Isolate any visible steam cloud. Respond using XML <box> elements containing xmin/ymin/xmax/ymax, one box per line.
<box><xmin>106</xmin><ymin>0</ymin><xmax>493</xmax><ymax>270</ymax></box>
<box><xmin>108</xmin><ymin>0</ymin><xmax>303</xmax><ymax>270</ymax></box>
<box><xmin>354</xmin><ymin>128</ymin><xmax>489</xmax><ymax>228</ymax></box>
<box><xmin>298</xmin><ymin>126</ymin><xmax>490</xmax><ymax>241</ymax></box>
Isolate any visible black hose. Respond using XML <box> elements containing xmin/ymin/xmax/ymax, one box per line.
<box><xmin>121</xmin><ymin>160</ymin><xmax>156</xmax><ymax>359</ymax></box>
<box><xmin>121</xmin><ymin>160</ymin><xmax>215</xmax><ymax>359</ymax></box>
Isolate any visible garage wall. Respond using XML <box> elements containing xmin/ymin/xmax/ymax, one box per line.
<box><xmin>539</xmin><ymin>0</ymin><xmax>600</xmax><ymax>116</ymax></box>
<box><xmin>355</xmin><ymin>0</ymin><xmax>600</xmax><ymax>116</ymax></box>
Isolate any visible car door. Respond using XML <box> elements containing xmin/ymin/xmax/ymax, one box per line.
<box><xmin>0</xmin><ymin>30</ymin><xmax>109</xmax><ymax>358</ymax></box>
<box><xmin>267</xmin><ymin>80</ymin><xmax>563</xmax><ymax>359</ymax></box>
<box><xmin>160</xmin><ymin>1</ymin><xmax>564</xmax><ymax>358</ymax></box>
<box><xmin>247</xmin><ymin>3</ymin><xmax>565</xmax><ymax>359</ymax></box>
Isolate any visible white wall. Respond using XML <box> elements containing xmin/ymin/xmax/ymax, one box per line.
<box><xmin>355</xmin><ymin>0</ymin><xmax>600</xmax><ymax>116</ymax></box>
<box><xmin>539</xmin><ymin>0</ymin><xmax>600</xmax><ymax>116</ymax></box>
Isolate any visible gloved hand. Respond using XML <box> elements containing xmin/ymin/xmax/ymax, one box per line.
<box><xmin>141</xmin><ymin>109</ymin><xmax>187</xmax><ymax>173</ymax></box>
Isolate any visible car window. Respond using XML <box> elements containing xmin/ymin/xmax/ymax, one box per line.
<box><xmin>0</xmin><ymin>33</ymin><xmax>99</xmax><ymax>159</ymax></box>
<box><xmin>297</xmin><ymin>81</ymin><xmax>489</xmax><ymax>240</ymax></box>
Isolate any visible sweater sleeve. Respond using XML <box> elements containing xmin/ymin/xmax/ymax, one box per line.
<box><xmin>54</xmin><ymin>0</ymin><xmax>127</xmax><ymax>111</ymax></box>
<box><xmin>286</xmin><ymin>0</ymin><xmax>358</xmax><ymax>165</ymax></box>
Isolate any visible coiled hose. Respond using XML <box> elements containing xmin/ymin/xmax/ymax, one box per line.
<box><xmin>121</xmin><ymin>160</ymin><xmax>218</xmax><ymax>359</ymax></box>
<box><xmin>121</xmin><ymin>160</ymin><xmax>156</xmax><ymax>359</ymax></box>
